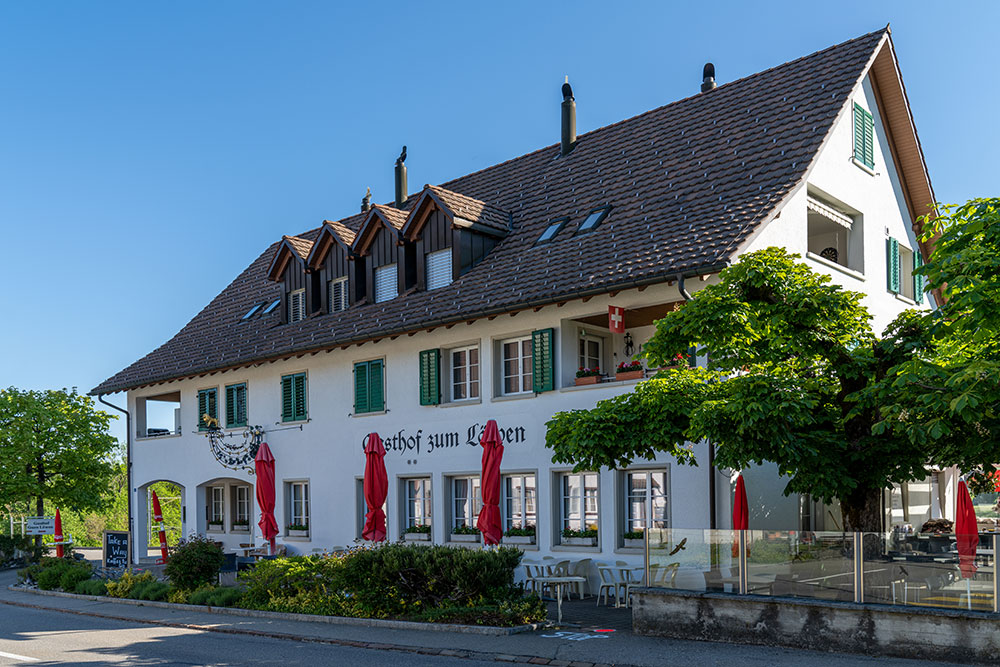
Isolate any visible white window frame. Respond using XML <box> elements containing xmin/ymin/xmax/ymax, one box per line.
<box><xmin>578</xmin><ymin>330</ymin><xmax>604</xmax><ymax>374</ymax></box>
<box><xmin>425</xmin><ymin>248</ymin><xmax>452</xmax><ymax>290</ymax></box>
<box><xmin>560</xmin><ymin>471</ymin><xmax>599</xmax><ymax>533</ymax></box>
<box><xmin>234</xmin><ymin>485</ymin><xmax>250</xmax><ymax>526</ymax></box>
<box><xmin>374</xmin><ymin>263</ymin><xmax>398</xmax><ymax>303</ymax></box>
<box><xmin>405</xmin><ymin>478</ymin><xmax>432</xmax><ymax>528</ymax></box>
<box><xmin>209</xmin><ymin>486</ymin><xmax>225</xmax><ymax>525</ymax></box>
<box><xmin>288</xmin><ymin>481</ymin><xmax>310</xmax><ymax>529</ymax></box>
<box><xmin>449</xmin><ymin>345</ymin><xmax>480</xmax><ymax>402</ymax></box>
<box><xmin>328</xmin><ymin>276</ymin><xmax>348</xmax><ymax>313</ymax></box>
<box><xmin>288</xmin><ymin>288</ymin><xmax>306</xmax><ymax>323</ymax></box>
<box><xmin>500</xmin><ymin>335</ymin><xmax>533</xmax><ymax>396</ymax></box>
<box><xmin>503</xmin><ymin>473</ymin><xmax>537</xmax><ymax>530</ymax></box>
<box><xmin>899</xmin><ymin>245</ymin><xmax>915</xmax><ymax>300</ymax></box>
<box><xmin>451</xmin><ymin>475</ymin><xmax>481</xmax><ymax>530</ymax></box>
<box><xmin>623</xmin><ymin>469</ymin><xmax>668</xmax><ymax>534</ymax></box>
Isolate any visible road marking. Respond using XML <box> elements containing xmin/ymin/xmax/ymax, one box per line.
<box><xmin>0</xmin><ymin>650</ymin><xmax>39</xmax><ymax>662</ymax></box>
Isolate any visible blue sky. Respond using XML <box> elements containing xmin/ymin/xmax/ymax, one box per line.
<box><xmin>1</xmin><ymin>2</ymin><xmax>997</xmax><ymax>443</ymax></box>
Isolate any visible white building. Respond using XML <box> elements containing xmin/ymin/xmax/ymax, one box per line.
<box><xmin>92</xmin><ymin>28</ymin><xmax>945</xmax><ymax>567</ymax></box>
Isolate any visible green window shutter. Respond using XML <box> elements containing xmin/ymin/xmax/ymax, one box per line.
<box><xmin>853</xmin><ymin>103</ymin><xmax>875</xmax><ymax>169</ymax></box>
<box><xmin>197</xmin><ymin>390</ymin><xmax>207</xmax><ymax>430</ymax></box>
<box><xmin>913</xmin><ymin>250</ymin><xmax>924</xmax><ymax>300</ymax></box>
<box><xmin>863</xmin><ymin>108</ymin><xmax>875</xmax><ymax>169</ymax></box>
<box><xmin>225</xmin><ymin>385</ymin><xmax>237</xmax><ymax>427</ymax></box>
<box><xmin>281</xmin><ymin>375</ymin><xmax>294</xmax><ymax>422</ymax></box>
<box><xmin>198</xmin><ymin>389</ymin><xmax>217</xmax><ymax>430</ymax></box>
<box><xmin>886</xmin><ymin>238</ymin><xmax>901</xmax><ymax>293</ymax></box>
<box><xmin>687</xmin><ymin>345</ymin><xmax>698</xmax><ymax>367</ymax></box>
<box><xmin>531</xmin><ymin>328</ymin><xmax>555</xmax><ymax>393</ymax></box>
<box><xmin>368</xmin><ymin>360</ymin><xmax>385</xmax><ymax>412</ymax></box>
<box><xmin>293</xmin><ymin>374</ymin><xmax>307</xmax><ymax>421</ymax></box>
<box><xmin>419</xmin><ymin>349</ymin><xmax>440</xmax><ymax>406</ymax></box>
<box><xmin>354</xmin><ymin>362</ymin><xmax>369</xmax><ymax>414</ymax></box>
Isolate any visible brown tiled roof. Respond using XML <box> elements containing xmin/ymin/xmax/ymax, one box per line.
<box><xmin>284</xmin><ymin>235</ymin><xmax>314</xmax><ymax>260</ymax></box>
<box><xmin>424</xmin><ymin>185</ymin><xmax>510</xmax><ymax>234</ymax></box>
<box><xmin>323</xmin><ymin>219</ymin><xmax>357</xmax><ymax>248</ymax></box>
<box><xmin>93</xmin><ymin>29</ymin><xmax>904</xmax><ymax>395</ymax></box>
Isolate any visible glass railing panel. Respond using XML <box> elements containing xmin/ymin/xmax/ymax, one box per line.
<box><xmin>862</xmin><ymin>530</ymin><xmax>995</xmax><ymax>612</ymax></box>
<box><xmin>744</xmin><ymin>530</ymin><xmax>854</xmax><ymax>601</ymax></box>
<box><xmin>645</xmin><ymin>528</ymin><xmax>738</xmax><ymax>592</ymax></box>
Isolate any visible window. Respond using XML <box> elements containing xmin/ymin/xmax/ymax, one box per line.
<box><xmin>577</xmin><ymin>206</ymin><xmax>611</xmax><ymax>234</ymax></box>
<box><xmin>624</xmin><ymin>470</ymin><xmax>668</xmax><ymax>535</ymax></box>
<box><xmin>853</xmin><ymin>102</ymin><xmax>875</xmax><ymax>170</ymax></box>
<box><xmin>208</xmin><ymin>486</ymin><xmax>225</xmax><ymax>526</ymax></box>
<box><xmin>233</xmin><ymin>485</ymin><xmax>251</xmax><ymax>527</ymax></box>
<box><xmin>288</xmin><ymin>288</ymin><xmax>306</xmax><ymax>323</ymax></box>
<box><xmin>374</xmin><ymin>263</ymin><xmax>398</xmax><ymax>303</ymax></box>
<box><xmin>197</xmin><ymin>388</ymin><xmax>218</xmax><ymax>431</ymax></box>
<box><xmin>328</xmin><ymin>277</ymin><xmax>348</xmax><ymax>313</ymax></box>
<box><xmin>503</xmin><ymin>474</ymin><xmax>537</xmax><ymax>530</ymax></box>
<box><xmin>224</xmin><ymin>382</ymin><xmax>247</xmax><ymax>429</ymax></box>
<box><xmin>135</xmin><ymin>391</ymin><xmax>181</xmax><ymax>438</ymax></box>
<box><xmin>886</xmin><ymin>238</ymin><xmax>919</xmax><ymax>299</ymax></box>
<box><xmin>262</xmin><ymin>298</ymin><xmax>281</xmax><ymax>315</ymax></box>
<box><xmin>451</xmin><ymin>476</ymin><xmax>481</xmax><ymax>530</ymax></box>
<box><xmin>501</xmin><ymin>336</ymin><xmax>533</xmax><ymax>395</ymax></box>
<box><xmin>287</xmin><ymin>481</ymin><xmax>309</xmax><ymax>531</ymax></box>
<box><xmin>536</xmin><ymin>218</ymin><xmax>568</xmax><ymax>245</ymax></box>
<box><xmin>354</xmin><ymin>359</ymin><xmax>385</xmax><ymax>414</ymax></box>
<box><xmin>280</xmin><ymin>373</ymin><xmax>307</xmax><ymax>422</ymax></box>
<box><xmin>899</xmin><ymin>244</ymin><xmax>915</xmax><ymax>300</ymax></box>
<box><xmin>561</xmin><ymin>472</ymin><xmax>599</xmax><ymax>533</ymax></box>
<box><xmin>241</xmin><ymin>301</ymin><xmax>266</xmax><ymax>320</ymax></box>
<box><xmin>807</xmin><ymin>196</ymin><xmax>860</xmax><ymax>272</ymax></box>
<box><xmin>451</xmin><ymin>346</ymin><xmax>480</xmax><ymax>401</ymax></box>
<box><xmin>405</xmin><ymin>478</ymin><xmax>432</xmax><ymax>529</ymax></box>
<box><xmin>578</xmin><ymin>331</ymin><xmax>603</xmax><ymax>374</ymax></box>
<box><xmin>425</xmin><ymin>248</ymin><xmax>452</xmax><ymax>290</ymax></box>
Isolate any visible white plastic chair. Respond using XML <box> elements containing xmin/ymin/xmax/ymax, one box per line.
<box><xmin>597</xmin><ymin>565</ymin><xmax>619</xmax><ymax>606</ymax></box>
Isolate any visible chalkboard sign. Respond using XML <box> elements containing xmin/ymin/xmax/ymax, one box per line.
<box><xmin>102</xmin><ymin>530</ymin><xmax>130</xmax><ymax>569</ymax></box>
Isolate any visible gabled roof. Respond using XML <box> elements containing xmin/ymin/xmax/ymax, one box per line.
<box><xmin>94</xmin><ymin>28</ymin><xmax>934</xmax><ymax>396</ymax></box>
<box><xmin>305</xmin><ymin>216</ymin><xmax>361</xmax><ymax>270</ymax></box>
<box><xmin>403</xmin><ymin>185</ymin><xmax>510</xmax><ymax>240</ymax></box>
<box><xmin>352</xmin><ymin>204</ymin><xmax>410</xmax><ymax>255</ymax></box>
<box><xmin>265</xmin><ymin>235</ymin><xmax>314</xmax><ymax>282</ymax></box>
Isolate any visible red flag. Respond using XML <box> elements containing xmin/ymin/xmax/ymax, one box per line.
<box><xmin>151</xmin><ymin>490</ymin><xmax>169</xmax><ymax>564</ymax></box>
<box><xmin>476</xmin><ymin>420</ymin><xmax>505</xmax><ymax>545</ymax></box>
<box><xmin>362</xmin><ymin>433</ymin><xmax>388</xmax><ymax>542</ymax></box>
<box><xmin>54</xmin><ymin>509</ymin><xmax>64</xmax><ymax>559</ymax></box>
<box><xmin>609</xmin><ymin>306</ymin><xmax>625</xmax><ymax>334</ymax></box>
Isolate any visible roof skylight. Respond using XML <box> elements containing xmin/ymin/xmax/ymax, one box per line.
<box><xmin>240</xmin><ymin>302</ymin><xmax>266</xmax><ymax>320</ymax></box>
<box><xmin>536</xmin><ymin>217</ymin><xmax>569</xmax><ymax>245</ymax></box>
<box><xmin>262</xmin><ymin>298</ymin><xmax>281</xmax><ymax>315</ymax></box>
<box><xmin>577</xmin><ymin>206</ymin><xmax>612</xmax><ymax>234</ymax></box>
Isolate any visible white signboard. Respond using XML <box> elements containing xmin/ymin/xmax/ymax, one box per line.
<box><xmin>25</xmin><ymin>517</ymin><xmax>55</xmax><ymax>536</ymax></box>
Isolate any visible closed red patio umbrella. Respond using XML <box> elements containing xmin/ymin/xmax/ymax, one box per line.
<box><xmin>362</xmin><ymin>433</ymin><xmax>388</xmax><ymax>542</ymax></box>
<box><xmin>476</xmin><ymin>420</ymin><xmax>504</xmax><ymax>546</ymax></box>
<box><xmin>733</xmin><ymin>475</ymin><xmax>749</xmax><ymax>530</ymax></box>
<box><xmin>54</xmin><ymin>509</ymin><xmax>64</xmax><ymax>559</ymax></box>
<box><xmin>255</xmin><ymin>442</ymin><xmax>278</xmax><ymax>555</ymax></box>
<box><xmin>151</xmin><ymin>490</ymin><xmax>169</xmax><ymax>563</ymax></box>
<box><xmin>956</xmin><ymin>479</ymin><xmax>978</xmax><ymax>578</ymax></box>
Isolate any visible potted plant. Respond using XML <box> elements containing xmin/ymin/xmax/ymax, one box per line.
<box><xmin>231</xmin><ymin>520</ymin><xmax>250</xmax><ymax>533</ymax></box>
<box><xmin>561</xmin><ymin>527</ymin><xmax>598</xmax><ymax>547</ymax></box>
<box><xmin>404</xmin><ymin>524</ymin><xmax>431</xmax><ymax>541</ymax></box>
<box><xmin>207</xmin><ymin>520</ymin><xmax>224</xmax><ymax>532</ymax></box>
<box><xmin>503</xmin><ymin>525</ymin><xmax>536</xmax><ymax>545</ymax></box>
<box><xmin>615</xmin><ymin>360</ymin><xmax>644</xmax><ymax>381</ymax></box>
<box><xmin>575</xmin><ymin>367</ymin><xmax>603</xmax><ymax>386</ymax></box>
<box><xmin>450</xmin><ymin>524</ymin><xmax>481</xmax><ymax>543</ymax></box>
<box><xmin>286</xmin><ymin>523</ymin><xmax>309</xmax><ymax>537</ymax></box>
<box><xmin>623</xmin><ymin>529</ymin><xmax>645</xmax><ymax>548</ymax></box>
<box><xmin>657</xmin><ymin>352</ymin><xmax>690</xmax><ymax>371</ymax></box>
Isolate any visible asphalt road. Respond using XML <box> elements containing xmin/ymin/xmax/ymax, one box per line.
<box><xmin>0</xmin><ymin>603</ymin><xmax>496</xmax><ymax>666</ymax></box>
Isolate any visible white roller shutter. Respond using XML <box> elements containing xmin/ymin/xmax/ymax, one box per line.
<box><xmin>288</xmin><ymin>289</ymin><xmax>305</xmax><ymax>322</ymax></box>
<box><xmin>328</xmin><ymin>277</ymin><xmax>348</xmax><ymax>312</ymax></box>
<box><xmin>425</xmin><ymin>249</ymin><xmax>451</xmax><ymax>290</ymax></box>
<box><xmin>374</xmin><ymin>264</ymin><xmax>398</xmax><ymax>303</ymax></box>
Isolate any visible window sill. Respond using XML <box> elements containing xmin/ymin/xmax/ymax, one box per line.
<box><xmin>894</xmin><ymin>293</ymin><xmax>918</xmax><ymax>306</ymax></box>
<box><xmin>559</xmin><ymin>378</ymin><xmax>642</xmax><ymax>393</ymax></box>
<box><xmin>438</xmin><ymin>398</ymin><xmax>482</xmax><ymax>409</ymax></box>
<box><xmin>491</xmin><ymin>393</ymin><xmax>534</xmax><ymax>403</ymax></box>
<box><xmin>551</xmin><ymin>544</ymin><xmax>601</xmax><ymax>552</ymax></box>
<box><xmin>614</xmin><ymin>546</ymin><xmax>645</xmax><ymax>555</ymax></box>
<box><xmin>136</xmin><ymin>433</ymin><xmax>182</xmax><ymax>441</ymax></box>
<box><xmin>231</xmin><ymin>527</ymin><xmax>250</xmax><ymax>533</ymax></box>
<box><xmin>352</xmin><ymin>410</ymin><xmax>387</xmax><ymax>418</ymax></box>
<box><xmin>851</xmin><ymin>157</ymin><xmax>876</xmax><ymax>176</ymax></box>
<box><xmin>207</xmin><ymin>528</ymin><xmax>226</xmax><ymax>534</ymax></box>
<box><xmin>280</xmin><ymin>418</ymin><xmax>311</xmax><ymax>425</ymax></box>
<box><xmin>805</xmin><ymin>252</ymin><xmax>865</xmax><ymax>281</ymax></box>
<box><xmin>283</xmin><ymin>536</ymin><xmax>311</xmax><ymax>542</ymax></box>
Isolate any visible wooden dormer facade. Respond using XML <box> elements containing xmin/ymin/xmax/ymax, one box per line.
<box><xmin>352</xmin><ymin>205</ymin><xmax>410</xmax><ymax>303</ymax></box>
<box><xmin>306</xmin><ymin>220</ymin><xmax>360</xmax><ymax>309</ymax></box>
<box><xmin>265</xmin><ymin>235</ymin><xmax>315</xmax><ymax>324</ymax></box>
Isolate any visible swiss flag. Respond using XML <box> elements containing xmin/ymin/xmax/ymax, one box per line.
<box><xmin>608</xmin><ymin>305</ymin><xmax>625</xmax><ymax>334</ymax></box>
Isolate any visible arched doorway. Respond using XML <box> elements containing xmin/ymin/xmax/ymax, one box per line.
<box><xmin>196</xmin><ymin>477</ymin><xmax>256</xmax><ymax>551</ymax></box>
<box><xmin>136</xmin><ymin>480</ymin><xmax>185</xmax><ymax>562</ymax></box>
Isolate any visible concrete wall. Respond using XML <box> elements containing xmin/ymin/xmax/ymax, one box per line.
<box><xmin>633</xmin><ymin>588</ymin><xmax>1000</xmax><ymax>664</ymax></box>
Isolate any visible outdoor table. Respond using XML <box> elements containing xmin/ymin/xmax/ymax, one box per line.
<box><xmin>534</xmin><ymin>576</ymin><xmax>586</xmax><ymax>623</ymax></box>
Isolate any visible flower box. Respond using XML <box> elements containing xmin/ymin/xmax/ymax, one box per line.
<box><xmin>615</xmin><ymin>370</ymin><xmax>644</xmax><ymax>381</ymax></box>
<box><xmin>450</xmin><ymin>533</ymin><xmax>481</xmax><ymax>543</ymax></box>
<box><xmin>503</xmin><ymin>535</ymin><xmax>536</xmax><ymax>545</ymax></box>
<box><xmin>404</xmin><ymin>532</ymin><xmax>430</xmax><ymax>541</ymax></box>
<box><xmin>574</xmin><ymin>375</ymin><xmax>601</xmax><ymax>386</ymax></box>
<box><xmin>624</xmin><ymin>538</ymin><xmax>645</xmax><ymax>548</ymax></box>
<box><xmin>207</xmin><ymin>523</ymin><xmax>224</xmax><ymax>531</ymax></box>
<box><xmin>231</xmin><ymin>525</ymin><xmax>250</xmax><ymax>533</ymax></box>
<box><xmin>562</xmin><ymin>536</ymin><xmax>597</xmax><ymax>547</ymax></box>
<box><xmin>287</xmin><ymin>529</ymin><xmax>309</xmax><ymax>538</ymax></box>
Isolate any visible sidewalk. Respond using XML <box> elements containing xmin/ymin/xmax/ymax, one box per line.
<box><xmin>0</xmin><ymin>571</ymin><xmax>963</xmax><ymax>666</ymax></box>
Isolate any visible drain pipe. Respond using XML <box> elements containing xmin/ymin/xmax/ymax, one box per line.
<box><xmin>98</xmin><ymin>394</ymin><xmax>132</xmax><ymax>567</ymax></box>
<box><xmin>675</xmin><ymin>273</ymin><xmax>716</xmax><ymax>529</ymax></box>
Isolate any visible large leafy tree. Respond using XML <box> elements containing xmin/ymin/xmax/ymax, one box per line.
<box><xmin>0</xmin><ymin>388</ymin><xmax>119</xmax><ymax>529</ymax></box>
<box><xmin>547</xmin><ymin>203</ymin><xmax>1000</xmax><ymax>531</ymax></box>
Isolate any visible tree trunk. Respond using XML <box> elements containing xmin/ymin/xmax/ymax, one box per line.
<box><xmin>841</xmin><ymin>485</ymin><xmax>883</xmax><ymax>533</ymax></box>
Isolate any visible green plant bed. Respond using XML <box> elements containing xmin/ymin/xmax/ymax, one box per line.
<box><xmin>75</xmin><ymin>579</ymin><xmax>108</xmax><ymax>596</ymax></box>
<box><xmin>408</xmin><ymin>596</ymin><xmax>546</xmax><ymax>627</ymax></box>
<box><xmin>18</xmin><ymin>557</ymin><xmax>92</xmax><ymax>591</ymax></box>
<box><xmin>188</xmin><ymin>585</ymin><xmax>243</xmax><ymax>607</ymax></box>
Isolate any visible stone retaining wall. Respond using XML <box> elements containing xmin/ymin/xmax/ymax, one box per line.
<box><xmin>633</xmin><ymin>587</ymin><xmax>1000</xmax><ymax>664</ymax></box>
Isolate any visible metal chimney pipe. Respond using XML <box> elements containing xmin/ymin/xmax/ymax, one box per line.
<box><xmin>561</xmin><ymin>77</ymin><xmax>576</xmax><ymax>157</ymax></box>
<box><xmin>701</xmin><ymin>63</ymin><xmax>717</xmax><ymax>93</ymax></box>
<box><xmin>394</xmin><ymin>146</ymin><xmax>407</xmax><ymax>209</ymax></box>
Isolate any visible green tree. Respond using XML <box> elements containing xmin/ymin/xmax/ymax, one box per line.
<box><xmin>0</xmin><ymin>388</ymin><xmax>119</xmax><ymax>540</ymax></box>
<box><xmin>547</xmin><ymin>236</ymin><xmax>1000</xmax><ymax>532</ymax></box>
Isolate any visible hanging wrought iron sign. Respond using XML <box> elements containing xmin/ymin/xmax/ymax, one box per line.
<box><xmin>202</xmin><ymin>418</ymin><xmax>264</xmax><ymax>473</ymax></box>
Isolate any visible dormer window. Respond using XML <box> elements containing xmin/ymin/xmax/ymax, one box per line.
<box><xmin>425</xmin><ymin>249</ymin><xmax>452</xmax><ymax>290</ymax></box>
<box><xmin>374</xmin><ymin>264</ymin><xmax>398</xmax><ymax>303</ymax></box>
<box><xmin>329</xmin><ymin>277</ymin><xmax>348</xmax><ymax>313</ymax></box>
<box><xmin>288</xmin><ymin>288</ymin><xmax>306</xmax><ymax>322</ymax></box>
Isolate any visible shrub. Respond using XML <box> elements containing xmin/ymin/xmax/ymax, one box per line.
<box><xmin>410</xmin><ymin>596</ymin><xmax>546</xmax><ymax>626</ymax></box>
<box><xmin>128</xmin><ymin>580</ymin><xmax>171</xmax><ymax>601</ymax></box>
<box><xmin>19</xmin><ymin>557</ymin><xmax>91</xmax><ymax>591</ymax></box>
<box><xmin>75</xmin><ymin>579</ymin><xmax>108</xmax><ymax>596</ymax></box>
<box><xmin>167</xmin><ymin>588</ymin><xmax>189</xmax><ymax>604</ymax></box>
<box><xmin>188</xmin><ymin>586</ymin><xmax>243</xmax><ymax>607</ymax></box>
<box><xmin>239</xmin><ymin>554</ymin><xmax>347</xmax><ymax>611</ymax></box>
<box><xmin>164</xmin><ymin>535</ymin><xmax>224</xmax><ymax>590</ymax></box>
<box><xmin>59</xmin><ymin>564</ymin><xmax>94</xmax><ymax>592</ymax></box>
<box><xmin>105</xmin><ymin>570</ymin><xmax>157</xmax><ymax>598</ymax></box>
<box><xmin>2</xmin><ymin>535</ymin><xmax>47</xmax><ymax>564</ymax></box>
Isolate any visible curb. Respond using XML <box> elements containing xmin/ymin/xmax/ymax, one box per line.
<box><xmin>0</xmin><ymin>591</ymin><xmax>619</xmax><ymax>667</ymax></box>
<box><xmin>6</xmin><ymin>585</ymin><xmax>540</xmax><ymax>636</ymax></box>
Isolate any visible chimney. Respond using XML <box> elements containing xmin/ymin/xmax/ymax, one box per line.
<box><xmin>701</xmin><ymin>63</ymin><xmax>716</xmax><ymax>93</ymax></box>
<box><xmin>361</xmin><ymin>187</ymin><xmax>371</xmax><ymax>213</ymax></box>
<box><xmin>561</xmin><ymin>77</ymin><xmax>576</xmax><ymax>157</ymax></box>
<box><xmin>394</xmin><ymin>146</ymin><xmax>408</xmax><ymax>209</ymax></box>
